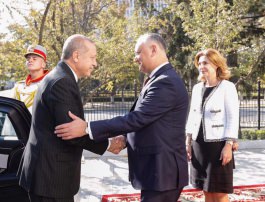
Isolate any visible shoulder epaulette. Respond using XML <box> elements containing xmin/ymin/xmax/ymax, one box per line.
<box><xmin>16</xmin><ymin>80</ymin><xmax>25</xmax><ymax>84</ymax></box>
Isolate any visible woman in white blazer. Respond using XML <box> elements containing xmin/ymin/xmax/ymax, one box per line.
<box><xmin>185</xmin><ymin>48</ymin><xmax>239</xmax><ymax>202</ymax></box>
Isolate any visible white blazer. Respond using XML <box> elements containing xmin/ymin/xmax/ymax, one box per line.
<box><xmin>186</xmin><ymin>80</ymin><xmax>239</xmax><ymax>142</ymax></box>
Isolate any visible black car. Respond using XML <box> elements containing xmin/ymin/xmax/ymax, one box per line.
<box><xmin>0</xmin><ymin>96</ymin><xmax>31</xmax><ymax>202</ymax></box>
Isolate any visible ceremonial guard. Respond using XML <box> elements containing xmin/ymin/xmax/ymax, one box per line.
<box><xmin>0</xmin><ymin>45</ymin><xmax>49</xmax><ymax>136</ymax></box>
<box><xmin>0</xmin><ymin>44</ymin><xmax>49</xmax><ymax>113</ymax></box>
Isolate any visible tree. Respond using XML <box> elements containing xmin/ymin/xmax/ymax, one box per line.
<box><xmin>0</xmin><ymin>0</ymin><xmax>115</xmax><ymax>90</ymax></box>
<box><xmin>79</xmin><ymin>2</ymin><xmax>139</xmax><ymax>104</ymax></box>
<box><xmin>234</xmin><ymin>0</ymin><xmax>265</xmax><ymax>89</ymax></box>
<box><xmin>0</xmin><ymin>0</ymin><xmax>44</xmax><ymax>84</ymax></box>
<box><xmin>79</xmin><ymin>0</ymin><xmax>168</xmax><ymax>104</ymax></box>
<box><xmin>148</xmin><ymin>1</ymin><xmax>195</xmax><ymax>90</ymax></box>
<box><xmin>173</xmin><ymin>0</ymin><xmax>265</xmax><ymax>89</ymax></box>
<box><xmin>176</xmin><ymin>0</ymin><xmax>250</xmax><ymax>52</ymax></box>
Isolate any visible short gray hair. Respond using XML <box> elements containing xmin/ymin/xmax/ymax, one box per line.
<box><xmin>61</xmin><ymin>34</ymin><xmax>94</xmax><ymax>60</ymax></box>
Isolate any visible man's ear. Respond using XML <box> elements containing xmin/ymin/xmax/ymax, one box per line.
<box><xmin>151</xmin><ymin>44</ymin><xmax>157</xmax><ymax>57</ymax></box>
<box><xmin>42</xmin><ymin>60</ymin><xmax>46</xmax><ymax>68</ymax></box>
<box><xmin>73</xmin><ymin>51</ymin><xmax>79</xmax><ymax>63</ymax></box>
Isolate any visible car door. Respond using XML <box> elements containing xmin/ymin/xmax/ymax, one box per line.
<box><xmin>0</xmin><ymin>96</ymin><xmax>31</xmax><ymax>202</ymax></box>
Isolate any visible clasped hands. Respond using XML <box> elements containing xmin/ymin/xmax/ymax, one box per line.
<box><xmin>107</xmin><ymin>136</ymin><xmax>126</xmax><ymax>154</ymax></box>
<box><xmin>55</xmin><ymin>111</ymin><xmax>126</xmax><ymax>154</ymax></box>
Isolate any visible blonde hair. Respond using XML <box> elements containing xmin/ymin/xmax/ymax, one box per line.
<box><xmin>194</xmin><ymin>48</ymin><xmax>231</xmax><ymax>81</ymax></box>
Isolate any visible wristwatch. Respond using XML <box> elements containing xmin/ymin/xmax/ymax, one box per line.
<box><xmin>226</xmin><ymin>140</ymin><xmax>233</xmax><ymax>146</ymax></box>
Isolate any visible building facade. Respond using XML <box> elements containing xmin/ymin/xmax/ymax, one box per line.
<box><xmin>117</xmin><ymin>0</ymin><xmax>168</xmax><ymax>16</ymax></box>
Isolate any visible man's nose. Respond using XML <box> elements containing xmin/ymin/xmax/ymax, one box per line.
<box><xmin>93</xmin><ymin>60</ymin><xmax>97</xmax><ymax>69</ymax></box>
<box><xmin>198</xmin><ymin>64</ymin><xmax>204</xmax><ymax>70</ymax></box>
<box><xmin>134</xmin><ymin>56</ymin><xmax>139</xmax><ymax>63</ymax></box>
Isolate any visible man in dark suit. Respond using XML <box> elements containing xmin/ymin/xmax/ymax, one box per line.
<box><xmin>19</xmin><ymin>34</ymin><xmax>122</xmax><ymax>202</ymax></box>
<box><xmin>55</xmin><ymin>33</ymin><xmax>189</xmax><ymax>202</ymax></box>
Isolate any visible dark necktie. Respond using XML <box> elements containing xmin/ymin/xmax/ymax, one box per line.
<box><xmin>143</xmin><ymin>77</ymin><xmax>150</xmax><ymax>86</ymax></box>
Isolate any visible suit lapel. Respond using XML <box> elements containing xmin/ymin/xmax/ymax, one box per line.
<box><xmin>140</xmin><ymin>63</ymin><xmax>172</xmax><ymax>93</ymax></box>
<box><xmin>131</xmin><ymin>63</ymin><xmax>173</xmax><ymax>112</ymax></box>
<box><xmin>130</xmin><ymin>98</ymin><xmax>138</xmax><ymax>111</ymax></box>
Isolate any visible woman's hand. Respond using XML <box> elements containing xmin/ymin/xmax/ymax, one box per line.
<box><xmin>186</xmin><ymin>145</ymin><xmax>192</xmax><ymax>161</ymax></box>
<box><xmin>185</xmin><ymin>135</ymin><xmax>192</xmax><ymax>161</ymax></box>
<box><xmin>232</xmin><ymin>141</ymin><xmax>239</xmax><ymax>151</ymax></box>
<box><xmin>220</xmin><ymin>143</ymin><xmax>233</xmax><ymax>166</ymax></box>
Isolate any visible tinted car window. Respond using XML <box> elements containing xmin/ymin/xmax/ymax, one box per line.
<box><xmin>0</xmin><ymin>112</ymin><xmax>17</xmax><ymax>138</ymax></box>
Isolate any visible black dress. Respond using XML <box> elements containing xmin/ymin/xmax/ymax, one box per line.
<box><xmin>190</xmin><ymin>86</ymin><xmax>234</xmax><ymax>193</ymax></box>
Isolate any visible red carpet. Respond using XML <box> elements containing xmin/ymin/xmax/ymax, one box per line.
<box><xmin>102</xmin><ymin>184</ymin><xmax>265</xmax><ymax>202</ymax></box>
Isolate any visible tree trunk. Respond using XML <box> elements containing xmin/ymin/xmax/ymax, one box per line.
<box><xmin>38</xmin><ymin>0</ymin><xmax>52</xmax><ymax>45</ymax></box>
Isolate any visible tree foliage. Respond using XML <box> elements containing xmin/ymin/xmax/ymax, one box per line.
<box><xmin>169</xmin><ymin>0</ymin><xmax>264</xmax><ymax>89</ymax></box>
<box><xmin>0</xmin><ymin>0</ymin><xmax>264</xmax><ymax>96</ymax></box>
<box><xmin>79</xmin><ymin>2</ymin><xmax>139</xmax><ymax>103</ymax></box>
<box><xmin>176</xmin><ymin>0</ymin><xmax>251</xmax><ymax>52</ymax></box>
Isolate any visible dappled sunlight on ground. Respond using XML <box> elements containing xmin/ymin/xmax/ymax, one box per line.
<box><xmin>75</xmin><ymin>148</ymin><xmax>265</xmax><ymax>202</ymax></box>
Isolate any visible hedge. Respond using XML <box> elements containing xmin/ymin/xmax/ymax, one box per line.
<box><xmin>240</xmin><ymin>129</ymin><xmax>265</xmax><ymax>140</ymax></box>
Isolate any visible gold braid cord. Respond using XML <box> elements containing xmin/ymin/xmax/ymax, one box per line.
<box><xmin>15</xmin><ymin>86</ymin><xmax>37</xmax><ymax>108</ymax></box>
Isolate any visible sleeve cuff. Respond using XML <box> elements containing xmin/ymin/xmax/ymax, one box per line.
<box><xmin>86</xmin><ymin>122</ymin><xmax>110</xmax><ymax>152</ymax></box>
<box><xmin>86</xmin><ymin>121</ymin><xmax>94</xmax><ymax>140</ymax></box>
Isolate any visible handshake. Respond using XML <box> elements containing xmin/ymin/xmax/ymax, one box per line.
<box><xmin>107</xmin><ymin>135</ymin><xmax>126</xmax><ymax>154</ymax></box>
<box><xmin>54</xmin><ymin>111</ymin><xmax>126</xmax><ymax>154</ymax></box>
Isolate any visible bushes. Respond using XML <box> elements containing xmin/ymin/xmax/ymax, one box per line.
<box><xmin>240</xmin><ymin>129</ymin><xmax>265</xmax><ymax>140</ymax></box>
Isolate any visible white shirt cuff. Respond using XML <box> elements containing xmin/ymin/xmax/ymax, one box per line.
<box><xmin>85</xmin><ymin>121</ymin><xmax>94</xmax><ymax>140</ymax></box>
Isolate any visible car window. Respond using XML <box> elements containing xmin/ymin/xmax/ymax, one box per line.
<box><xmin>0</xmin><ymin>112</ymin><xmax>17</xmax><ymax>139</ymax></box>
